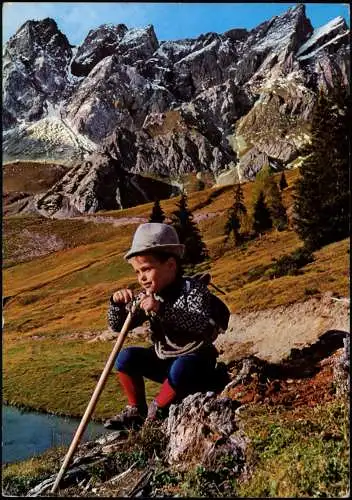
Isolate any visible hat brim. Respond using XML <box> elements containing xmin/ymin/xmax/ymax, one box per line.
<box><xmin>124</xmin><ymin>244</ymin><xmax>185</xmax><ymax>260</ymax></box>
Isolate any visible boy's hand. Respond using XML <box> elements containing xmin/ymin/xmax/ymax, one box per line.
<box><xmin>112</xmin><ymin>288</ymin><xmax>134</xmax><ymax>304</ymax></box>
<box><xmin>139</xmin><ymin>292</ymin><xmax>160</xmax><ymax>315</ymax></box>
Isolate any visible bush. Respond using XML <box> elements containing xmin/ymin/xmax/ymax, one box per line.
<box><xmin>304</xmin><ymin>287</ymin><xmax>320</xmax><ymax>297</ymax></box>
<box><xmin>247</xmin><ymin>264</ymin><xmax>271</xmax><ymax>282</ymax></box>
<box><xmin>268</xmin><ymin>247</ymin><xmax>314</xmax><ymax>279</ymax></box>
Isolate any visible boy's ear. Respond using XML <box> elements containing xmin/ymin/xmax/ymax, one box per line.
<box><xmin>167</xmin><ymin>256</ymin><xmax>177</xmax><ymax>270</ymax></box>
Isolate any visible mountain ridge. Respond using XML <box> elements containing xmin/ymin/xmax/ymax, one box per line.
<box><xmin>3</xmin><ymin>4</ymin><xmax>349</xmax><ymax>216</ymax></box>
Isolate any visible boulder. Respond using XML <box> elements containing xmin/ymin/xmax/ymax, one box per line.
<box><xmin>164</xmin><ymin>392</ymin><xmax>246</xmax><ymax>468</ymax></box>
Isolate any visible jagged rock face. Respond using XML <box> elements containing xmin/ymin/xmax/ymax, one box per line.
<box><xmin>30</xmin><ymin>151</ymin><xmax>181</xmax><ymax>217</ymax></box>
<box><xmin>233</xmin><ymin>71</ymin><xmax>317</xmax><ymax>176</ymax></box>
<box><xmin>3</xmin><ymin>18</ymin><xmax>73</xmax><ymax>129</ymax></box>
<box><xmin>70</xmin><ymin>24</ymin><xmax>128</xmax><ymax>77</ymax></box>
<box><xmin>65</xmin><ymin>57</ymin><xmax>174</xmax><ymax>142</ymax></box>
<box><xmin>70</xmin><ymin>24</ymin><xmax>159</xmax><ymax>77</ymax></box>
<box><xmin>2</xmin><ymin>4</ymin><xmax>350</xmax><ymax>215</ymax></box>
<box><xmin>103</xmin><ymin>111</ymin><xmax>235</xmax><ymax>177</ymax></box>
<box><xmin>230</xmin><ymin>8</ymin><xmax>348</xmax><ymax>174</ymax></box>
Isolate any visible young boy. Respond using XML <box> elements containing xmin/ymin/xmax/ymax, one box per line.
<box><xmin>104</xmin><ymin>222</ymin><xmax>219</xmax><ymax>430</ymax></box>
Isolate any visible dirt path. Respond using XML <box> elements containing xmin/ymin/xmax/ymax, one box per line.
<box><xmin>68</xmin><ymin>215</ymin><xmax>148</xmax><ymax>227</ymax></box>
<box><xmin>68</xmin><ymin>211</ymin><xmax>220</xmax><ymax>227</ymax></box>
<box><xmin>215</xmin><ymin>293</ymin><xmax>350</xmax><ymax>363</ymax></box>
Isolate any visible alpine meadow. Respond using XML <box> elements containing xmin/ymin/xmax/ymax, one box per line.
<box><xmin>2</xmin><ymin>4</ymin><xmax>350</xmax><ymax>498</ymax></box>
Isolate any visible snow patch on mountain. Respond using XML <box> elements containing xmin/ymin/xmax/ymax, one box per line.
<box><xmin>3</xmin><ymin>116</ymin><xmax>97</xmax><ymax>165</ymax></box>
<box><xmin>176</xmin><ymin>39</ymin><xmax>219</xmax><ymax>65</ymax></box>
<box><xmin>297</xmin><ymin>16</ymin><xmax>346</xmax><ymax>57</ymax></box>
<box><xmin>122</xmin><ymin>27</ymin><xmax>151</xmax><ymax>44</ymax></box>
<box><xmin>297</xmin><ymin>31</ymin><xmax>349</xmax><ymax>61</ymax></box>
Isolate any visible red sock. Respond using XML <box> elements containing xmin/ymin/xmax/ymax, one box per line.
<box><xmin>117</xmin><ymin>371</ymin><xmax>146</xmax><ymax>408</ymax></box>
<box><xmin>155</xmin><ymin>379</ymin><xmax>177</xmax><ymax>408</ymax></box>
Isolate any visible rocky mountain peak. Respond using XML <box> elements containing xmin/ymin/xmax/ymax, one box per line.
<box><xmin>71</xmin><ymin>23</ymin><xmax>159</xmax><ymax>77</ymax></box>
<box><xmin>70</xmin><ymin>23</ymin><xmax>128</xmax><ymax>76</ymax></box>
<box><xmin>4</xmin><ymin>17</ymin><xmax>72</xmax><ymax>65</ymax></box>
<box><xmin>296</xmin><ymin>15</ymin><xmax>349</xmax><ymax>60</ymax></box>
<box><xmin>3</xmin><ymin>16</ymin><xmax>73</xmax><ymax>130</ymax></box>
<box><xmin>245</xmin><ymin>3</ymin><xmax>313</xmax><ymax>55</ymax></box>
<box><xmin>3</xmin><ymin>6</ymin><xmax>349</xmax><ymax>217</ymax></box>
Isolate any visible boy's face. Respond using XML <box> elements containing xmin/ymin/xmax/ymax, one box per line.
<box><xmin>129</xmin><ymin>253</ymin><xmax>177</xmax><ymax>293</ymax></box>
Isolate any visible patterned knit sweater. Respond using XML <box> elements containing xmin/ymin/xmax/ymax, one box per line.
<box><xmin>107</xmin><ymin>276</ymin><xmax>217</xmax><ymax>359</ymax></box>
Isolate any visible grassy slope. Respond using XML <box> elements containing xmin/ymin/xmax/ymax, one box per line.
<box><xmin>2</xmin><ymin>169</ymin><xmax>349</xmax><ymax>419</ymax></box>
<box><xmin>3</xmin><ymin>162</ymin><xmax>68</xmax><ymax>194</ymax></box>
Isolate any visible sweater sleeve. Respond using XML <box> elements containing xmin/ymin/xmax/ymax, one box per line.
<box><xmin>107</xmin><ymin>296</ymin><xmax>146</xmax><ymax>332</ymax></box>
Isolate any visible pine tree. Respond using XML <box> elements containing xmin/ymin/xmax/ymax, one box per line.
<box><xmin>266</xmin><ymin>176</ymin><xmax>288</xmax><ymax>231</ymax></box>
<box><xmin>149</xmin><ymin>198</ymin><xmax>165</xmax><ymax>223</ymax></box>
<box><xmin>279</xmin><ymin>171</ymin><xmax>288</xmax><ymax>191</ymax></box>
<box><xmin>224</xmin><ymin>211</ymin><xmax>241</xmax><ymax>244</ymax></box>
<box><xmin>252</xmin><ymin>165</ymin><xmax>271</xmax><ymax>201</ymax></box>
<box><xmin>252</xmin><ymin>190</ymin><xmax>272</xmax><ymax>235</ymax></box>
<box><xmin>293</xmin><ymin>87</ymin><xmax>350</xmax><ymax>250</ymax></box>
<box><xmin>171</xmin><ymin>192</ymin><xmax>208</xmax><ymax>267</ymax></box>
<box><xmin>224</xmin><ymin>183</ymin><xmax>247</xmax><ymax>245</ymax></box>
<box><xmin>252</xmin><ymin>166</ymin><xmax>286</xmax><ymax>232</ymax></box>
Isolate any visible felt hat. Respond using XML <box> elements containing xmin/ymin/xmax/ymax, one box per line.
<box><xmin>124</xmin><ymin>223</ymin><xmax>185</xmax><ymax>260</ymax></box>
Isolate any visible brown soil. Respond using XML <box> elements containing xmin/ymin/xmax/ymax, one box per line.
<box><xmin>227</xmin><ymin>351</ymin><xmax>339</xmax><ymax>408</ymax></box>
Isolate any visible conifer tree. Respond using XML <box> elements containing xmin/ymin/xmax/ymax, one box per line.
<box><xmin>252</xmin><ymin>166</ymin><xmax>286</xmax><ymax>232</ymax></box>
<box><xmin>149</xmin><ymin>198</ymin><xmax>165</xmax><ymax>223</ymax></box>
<box><xmin>293</xmin><ymin>87</ymin><xmax>349</xmax><ymax>250</ymax></box>
<box><xmin>252</xmin><ymin>165</ymin><xmax>271</xmax><ymax>201</ymax></box>
<box><xmin>252</xmin><ymin>190</ymin><xmax>272</xmax><ymax>235</ymax></box>
<box><xmin>224</xmin><ymin>210</ymin><xmax>240</xmax><ymax>244</ymax></box>
<box><xmin>224</xmin><ymin>183</ymin><xmax>247</xmax><ymax>245</ymax></box>
<box><xmin>279</xmin><ymin>171</ymin><xmax>288</xmax><ymax>191</ymax></box>
<box><xmin>171</xmin><ymin>192</ymin><xmax>208</xmax><ymax>267</ymax></box>
<box><xmin>266</xmin><ymin>176</ymin><xmax>288</xmax><ymax>231</ymax></box>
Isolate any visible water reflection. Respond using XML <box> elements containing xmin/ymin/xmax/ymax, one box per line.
<box><xmin>2</xmin><ymin>405</ymin><xmax>106</xmax><ymax>464</ymax></box>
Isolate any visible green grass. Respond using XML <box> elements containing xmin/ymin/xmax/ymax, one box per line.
<box><xmin>2</xmin><ymin>167</ymin><xmax>349</xmax><ymax>415</ymax></box>
<box><xmin>59</xmin><ymin>258</ymin><xmax>132</xmax><ymax>290</ymax></box>
<box><xmin>3</xmin><ymin>214</ymin><xmax>131</xmax><ymax>268</ymax></box>
<box><xmin>237</xmin><ymin>401</ymin><xmax>350</xmax><ymax>497</ymax></box>
<box><xmin>2</xmin><ymin>446</ymin><xmax>65</xmax><ymax>496</ymax></box>
<box><xmin>3</xmin><ymin>337</ymin><xmax>160</xmax><ymax>419</ymax></box>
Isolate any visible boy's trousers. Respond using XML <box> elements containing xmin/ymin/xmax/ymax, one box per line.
<box><xmin>115</xmin><ymin>344</ymin><xmax>218</xmax><ymax>396</ymax></box>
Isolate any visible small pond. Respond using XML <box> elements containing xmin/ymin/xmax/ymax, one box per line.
<box><xmin>2</xmin><ymin>405</ymin><xmax>107</xmax><ymax>464</ymax></box>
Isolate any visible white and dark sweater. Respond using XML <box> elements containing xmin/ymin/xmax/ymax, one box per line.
<box><xmin>107</xmin><ymin>276</ymin><xmax>217</xmax><ymax>359</ymax></box>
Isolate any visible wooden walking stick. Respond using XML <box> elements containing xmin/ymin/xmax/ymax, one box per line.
<box><xmin>51</xmin><ymin>307</ymin><xmax>136</xmax><ymax>493</ymax></box>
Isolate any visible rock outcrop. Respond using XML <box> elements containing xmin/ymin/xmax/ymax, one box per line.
<box><xmin>30</xmin><ymin>152</ymin><xmax>181</xmax><ymax>217</ymax></box>
<box><xmin>165</xmin><ymin>392</ymin><xmax>246</xmax><ymax>467</ymax></box>
<box><xmin>2</xmin><ymin>4</ymin><xmax>349</xmax><ymax>215</ymax></box>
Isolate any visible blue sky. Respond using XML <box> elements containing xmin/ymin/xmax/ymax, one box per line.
<box><xmin>2</xmin><ymin>2</ymin><xmax>350</xmax><ymax>46</ymax></box>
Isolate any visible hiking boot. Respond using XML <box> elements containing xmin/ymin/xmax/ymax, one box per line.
<box><xmin>144</xmin><ymin>400</ymin><xmax>169</xmax><ymax>424</ymax></box>
<box><xmin>104</xmin><ymin>405</ymin><xmax>146</xmax><ymax>430</ymax></box>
